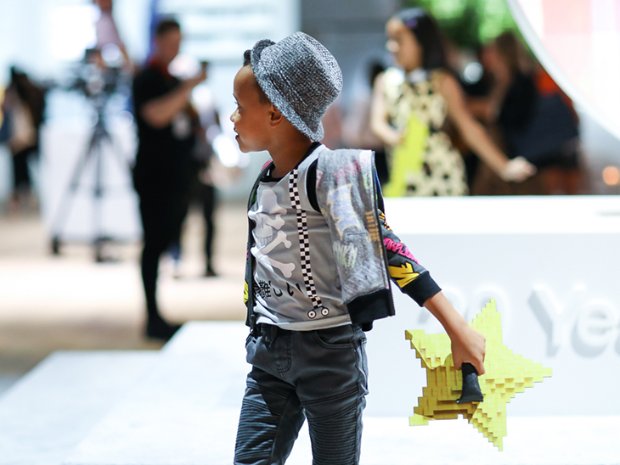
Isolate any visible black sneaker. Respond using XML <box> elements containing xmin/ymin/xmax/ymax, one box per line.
<box><xmin>204</xmin><ymin>267</ymin><xmax>218</xmax><ymax>278</ymax></box>
<box><xmin>145</xmin><ymin>317</ymin><xmax>181</xmax><ymax>341</ymax></box>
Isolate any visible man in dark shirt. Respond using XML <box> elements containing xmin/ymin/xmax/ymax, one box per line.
<box><xmin>132</xmin><ymin>18</ymin><xmax>205</xmax><ymax>340</ymax></box>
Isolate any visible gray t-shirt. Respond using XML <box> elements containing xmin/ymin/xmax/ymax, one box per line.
<box><xmin>248</xmin><ymin>146</ymin><xmax>351</xmax><ymax>330</ymax></box>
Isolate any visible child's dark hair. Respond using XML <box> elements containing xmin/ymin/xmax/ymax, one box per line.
<box><xmin>493</xmin><ymin>31</ymin><xmax>531</xmax><ymax>76</ymax></box>
<box><xmin>155</xmin><ymin>17</ymin><xmax>180</xmax><ymax>37</ymax></box>
<box><xmin>242</xmin><ymin>49</ymin><xmax>269</xmax><ymax>103</ymax></box>
<box><xmin>243</xmin><ymin>49</ymin><xmax>252</xmax><ymax>67</ymax></box>
<box><xmin>395</xmin><ymin>8</ymin><xmax>447</xmax><ymax>71</ymax></box>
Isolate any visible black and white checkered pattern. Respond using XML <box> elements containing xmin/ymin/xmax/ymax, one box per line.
<box><xmin>289</xmin><ymin>168</ymin><xmax>327</xmax><ymax>319</ymax></box>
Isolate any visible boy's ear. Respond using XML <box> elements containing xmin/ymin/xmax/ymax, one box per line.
<box><xmin>268</xmin><ymin>105</ymin><xmax>284</xmax><ymax>126</ymax></box>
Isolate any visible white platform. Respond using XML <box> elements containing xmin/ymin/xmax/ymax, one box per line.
<box><xmin>380</xmin><ymin>196</ymin><xmax>620</xmax><ymax>418</ymax></box>
<box><xmin>1</xmin><ymin>321</ymin><xmax>619</xmax><ymax>465</ymax></box>
<box><xmin>0</xmin><ymin>351</ymin><xmax>158</xmax><ymax>465</ymax></box>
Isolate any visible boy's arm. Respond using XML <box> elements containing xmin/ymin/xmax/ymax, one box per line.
<box><xmin>424</xmin><ymin>292</ymin><xmax>486</xmax><ymax>374</ymax></box>
<box><xmin>379</xmin><ymin>212</ymin><xmax>486</xmax><ymax>374</ymax></box>
<box><xmin>379</xmin><ymin>210</ymin><xmax>440</xmax><ymax>305</ymax></box>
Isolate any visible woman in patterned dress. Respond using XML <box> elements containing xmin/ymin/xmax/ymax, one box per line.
<box><xmin>371</xmin><ymin>8</ymin><xmax>535</xmax><ymax>196</ymax></box>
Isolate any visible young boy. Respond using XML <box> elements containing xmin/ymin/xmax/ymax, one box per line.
<box><xmin>231</xmin><ymin>32</ymin><xmax>485</xmax><ymax>465</ymax></box>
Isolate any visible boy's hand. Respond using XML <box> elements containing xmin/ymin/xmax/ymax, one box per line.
<box><xmin>424</xmin><ymin>292</ymin><xmax>486</xmax><ymax>375</ymax></box>
<box><xmin>451</xmin><ymin>324</ymin><xmax>486</xmax><ymax>375</ymax></box>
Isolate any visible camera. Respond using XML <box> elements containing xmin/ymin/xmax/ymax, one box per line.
<box><xmin>75</xmin><ymin>48</ymin><xmax>120</xmax><ymax>95</ymax></box>
<box><xmin>66</xmin><ymin>46</ymin><xmax>127</xmax><ymax>108</ymax></box>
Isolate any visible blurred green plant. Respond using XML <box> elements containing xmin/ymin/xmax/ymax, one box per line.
<box><xmin>403</xmin><ymin>0</ymin><xmax>518</xmax><ymax>49</ymax></box>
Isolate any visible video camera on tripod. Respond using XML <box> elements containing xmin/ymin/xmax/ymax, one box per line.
<box><xmin>67</xmin><ymin>46</ymin><xmax>126</xmax><ymax>108</ymax></box>
<box><xmin>50</xmin><ymin>46</ymin><xmax>133</xmax><ymax>262</ymax></box>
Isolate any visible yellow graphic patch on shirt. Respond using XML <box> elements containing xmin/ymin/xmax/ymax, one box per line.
<box><xmin>243</xmin><ymin>281</ymin><xmax>249</xmax><ymax>304</ymax></box>
<box><xmin>389</xmin><ymin>262</ymin><xmax>420</xmax><ymax>288</ymax></box>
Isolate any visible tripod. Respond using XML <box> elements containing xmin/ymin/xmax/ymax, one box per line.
<box><xmin>50</xmin><ymin>97</ymin><xmax>132</xmax><ymax>262</ymax></box>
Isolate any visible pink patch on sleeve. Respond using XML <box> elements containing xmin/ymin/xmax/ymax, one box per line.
<box><xmin>383</xmin><ymin>237</ymin><xmax>419</xmax><ymax>263</ymax></box>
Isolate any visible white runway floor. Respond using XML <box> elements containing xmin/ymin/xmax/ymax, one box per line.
<box><xmin>1</xmin><ymin>322</ymin><xmax>619</xmax><ymax>465</ymax></box>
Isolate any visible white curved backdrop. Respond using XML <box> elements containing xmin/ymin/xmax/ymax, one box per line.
<box><xmin>508</xmin><ymin>0</ymin><xmax>620</xmax><ymax>141</ymax></box>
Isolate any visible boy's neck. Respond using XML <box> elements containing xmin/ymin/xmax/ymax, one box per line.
<box><xmin>269</xmin><ymin>137</ymin><xmax>315</xmax><ymax>178</ymax></box>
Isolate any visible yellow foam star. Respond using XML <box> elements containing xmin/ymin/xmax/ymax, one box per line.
<box><xmin>405</xmin><ymin>299</ymin><xmax>552</xmax><ymax>450</ymax></box>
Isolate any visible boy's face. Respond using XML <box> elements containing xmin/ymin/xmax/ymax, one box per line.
<box><xmin>230</xmin><ymin>66</ymin><xmax>272</xmax><ymax>153</ymax></box>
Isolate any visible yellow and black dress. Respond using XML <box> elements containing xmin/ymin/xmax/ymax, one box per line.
<box><xmin>380</xmin><ymin>67</ymin><xmax>468</xmax><ymax>197</ymax></box>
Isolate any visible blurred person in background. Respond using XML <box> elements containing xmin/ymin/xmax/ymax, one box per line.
<box><xmin>320</xmin><ymin>95</ymin><xmax>344</xmax><ymax>149</ymax></box>
<box><xmin>370</xmin><ymin>7</ymin><xmax>535</xmax><ymax>197</ymax></box>
<box><xmin>450</xmin><ymin>43</ymin><xmax>494</xmax><ymax>191</ymax></box>
<box><xmin>93</xmin><ymin>0</ymin><xmax>134</xmax><ymax>73</ymax></box>
<box><xmin>342</xmin><ymin>59</ymin><xmax>389</xmax><ymax>185</ymax></box>
<box><xmin>131</xmin><ymin>18</ymin><xmax>206</xmax><ymax>340</ymax></box>
<box><xmin>192</xmin><ymin>61</ymin><xmax>222</xmax><ymax>278</ymax></box>
<box><xmin>533</xmin><ymin>65</ymin><xmax>585</xmax><ymax>193</ymax></box>
<box><xmin>0</xmin><ymin>66</ymin><xmax>46</xmax><ymax>213</ymax></box>
<box><xmin>471</xmin><ymin>31</ymin><xmax>584</xmax><ymax>195</ymax></box>
<box><xmin>168</xmin><ymin>60</ymin><xmax>223</xmax><ymax>279</ymax></box>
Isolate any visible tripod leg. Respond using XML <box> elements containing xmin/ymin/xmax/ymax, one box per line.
<box><xmin>92</xmin><ymin>135</ymin><xmax>106</xmax><ymax>262</ymax></box>
<box><xmin>49</xmin><ymin>131</ymin><xmax>98</xmax><ymax>255</ymax></box>
<box><xmin>90</xmin><ymin>122</ymin><xmax>131</xmax><ymax>262</ymax></box>
<box><xmin>90</xmin><ymin>122</ymin><xmax>137</xmax><ymax>262</ymax></box>
<box><xmin>98</xmin><ymin>126</ymin><xmax>132</xmax><ymax>179</ymax></box>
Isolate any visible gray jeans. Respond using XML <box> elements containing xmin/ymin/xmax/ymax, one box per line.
<box><xmin>234</xmin><ymin>323</ymin><xmax>369</xmax><ymax>465</ymax></box>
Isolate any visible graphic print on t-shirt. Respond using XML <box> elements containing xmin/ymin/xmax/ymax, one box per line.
<box><xmin>249</xmin><ymin>188</ymin><xmax>296</xmax><ymax>278</ymax></box>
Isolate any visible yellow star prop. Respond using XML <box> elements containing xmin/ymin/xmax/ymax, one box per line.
<box><xmin>405</xmin><ymin>299</ymin><xmax>552</xmax><ymax>450</ymax></box>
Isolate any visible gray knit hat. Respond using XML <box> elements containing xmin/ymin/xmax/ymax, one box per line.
<box><xmin>250</xmin><ymin>32</ymin><xmax>343</xmax><ymax>142</ymax></box>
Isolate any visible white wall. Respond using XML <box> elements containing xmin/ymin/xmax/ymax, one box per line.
<box><xmin>0</xmin><ymin>0</ymin><xmax>151</xmax><ymax>84</ymax></box>
<box><xmin>365</xmin><ymin>196</ymin><xmax>620</xmax><ymax>417</ymax></box>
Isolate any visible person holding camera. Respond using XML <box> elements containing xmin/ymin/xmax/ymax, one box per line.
<box><xmin>131</xmin><ymin>18</ymin><xmax>205</xmax><ymax>340</ymax></box>
<box><xmin>93</xmin><ymin>0</ymin><xmax>134</xmax><ymax>73</ymax></box>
